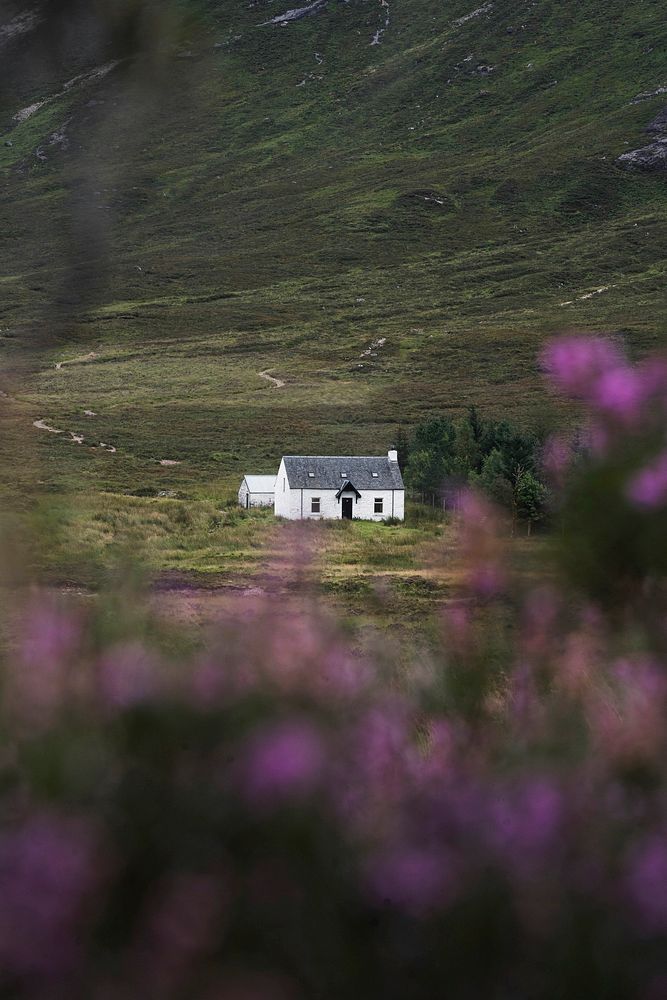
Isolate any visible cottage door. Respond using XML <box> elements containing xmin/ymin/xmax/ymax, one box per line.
<box><xmin>342</xmin><ymin>497</ymin><xmax>353</xmax><ymax>519</ymax></box>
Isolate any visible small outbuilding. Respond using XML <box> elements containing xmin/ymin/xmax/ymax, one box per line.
<box><xmin>238</xmin><ymin>474</ymin><xmax>276</xmax><ymax>509</ymax></box>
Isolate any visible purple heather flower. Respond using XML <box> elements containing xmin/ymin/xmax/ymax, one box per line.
<box><xmin>540</xmin><ymin>335</ymin><xmax>623</xmax><ymax>397</ymax></box>
<box><xmin>19</xmin><ymin>600</ymin><xmax>81</xmax><ymax>671</ymax></box>
<box><xmin>239</xmin><ymin>719</ymin><xmax>325</xmax><ymax>809</ymax></box>
<box><xmin>365</xmin><ymin>845</ymin><xmax>459</xmax><ymax>916</ymax></box>
<box><xmin>626</xmin><ymin>451</ymin><xmax>667</xmax><ymax>510</ymax></box>
<box><xmin>443</xmin><ymin>603</ymin><xmax>474</xmax><ymax>656</ymax></box>
<box><xmin>0</xmin><ymin>813</ymin><xmax>101</xmax><ymax>983</ymax></box>
<box><xmin>98</xmin><ymin>641</ymin><xmax>159</xmax><ymax>710</ymax></box>
<box><xmin>490</xmin><ymin>778</ymin><xmax>563</xmax><ymax>877</ymax></box>
<box><xmin>520</xmin><ymin>586</ymin><xmax>560</xmax><ymax>657</ymax></box>
<box><xmin>625</xmin><ymin>835</ymin><xmax>667</xmax><ymax>935</ymax></box>
<box><xmin>542</xmin><ymin>432</ymin><xmax>573</xmax><ymax>484</ymax></box>
<box><xmin>583</xmin><ymin>419</ymin><xmax>610</xmax><ymax>457</ymax></box>
<box><xmin>468</xmin><ymin>562</ymin><xmax>506</xmax><ymax>598</ymax></box>
<box><xmin>14</xmin><ymin>599</ymin><xmax>82</xmax><ymax>721</ymax></box>
<box><xmin>592</xmin><ymin>365</ymin><xmax>646</xmax><ymax>425</ymax></box>
<box><xmin>457</xmin><ymin>492</ymin><xmax>506</xmax><ymax>597</ymax></box>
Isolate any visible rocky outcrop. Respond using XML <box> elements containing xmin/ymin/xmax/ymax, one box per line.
<box><xmin>0</xmin><ymin>10</ymin><xmax>41</xmax><ymax>50</ymax></box>
<box><xmin>260</xmin><ymin>1</ymin><xmax>328</xmax><ymax>26</ymax></box>
<box><xmin>618</xmin><ymin>104</ymin><xmax>667</xmax><ymax>171</ymax></box>
<box><xmin>453</xmin><ymin>4</ymin><xmax>494</xmax><ymax>28</ymax></box>
<box><xmin>631</xmin><ymin>86</ymin><xmax>667</xmax><ymax>105</ymax></box>
<box><xmin>617</xmin><ymin>138</ymin><xmax>667</xmax><ymax>172</ymax></box>
<box><xmin>646</xmin><ymin>107</ymin><xmax>667</xmax><ymax>134</ymax></box>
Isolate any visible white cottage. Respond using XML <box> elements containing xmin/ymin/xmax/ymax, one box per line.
<box><xmin>274</xmin><ymin>451</ymin><xmax>405</xmax><ymax>521</ymax></box>
<box><xmin>238</xmin><ymin>474</ymin><xmax>276</xmax><ymax>509</ymax></box>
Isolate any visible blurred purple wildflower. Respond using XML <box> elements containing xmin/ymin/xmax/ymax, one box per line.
<box><xmin>626</xmin><ymin>835</ymin><xmax>667</xmax><ymax>935</ymax></box>
<box><xmin>0</xmin><ymin>814</ymin><xmax>101</xmax><ymax>984</ymax></box>
<box><xmin>626</xmin><ymin>451</ymin><xmax>667</xmax><ymax>510</ymax></box>
<box><xmin>592</xmin><ymin>365</ymin><xmax>646</xmax><ymax>425</ymax></box>
<box><xmin>365</xmin><ymin>844</ymin><xmax>459</xmax><ymax>916</ymax></box>
<box><xmin>14</xmin><ymin>597</ymin><xmax>82</xmax><ymax>722</ymax></box>
<box><xmin>542</xmin><ymin>432</ymin><xmax>573</xmax><ymax>485</ymax></box>
<box><xmin>458</xmin><ymin>491</ymin><xmax>507</xmax><ymax>597</ymax></box>
<box><xmin>238</xmin><ymin>719</ymin><xmax>325</xmax><ymax>809</ymax></box>
<box><xmin>489</xmin><ymin>778</ymin><xmax>563</xmax><ymax>877</ymax></box>
<box><xmin>541</xmin><ymin>335</ymin><xmax>622</xmax><ymax>397</ymax></box>
<box><xmin>98</xmin><ymin>641</ymin><xmax>160</xmax><ymax>710</ymax></box>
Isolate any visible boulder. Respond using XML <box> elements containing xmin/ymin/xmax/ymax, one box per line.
<box><xmin>646</xmin><ymin>107</ymin><xmax>667</xmax><ymax>133</ymax></box>
<box><xmin>617</xmin><ymin>138</ymin><xmax>667</xmax><ymax>171</ymax></box>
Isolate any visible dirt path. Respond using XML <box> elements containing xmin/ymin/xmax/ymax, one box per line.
<box><xmin>259</xmin><ymin>369</ymin><xmax>285</xmax><ymax>388</ymax></box>
<box><xmin>54</xmin><ymin>351</ymin><xmax>98</xmax><ymax>371</ymax></box>
<box><xmin>33</xmin><ymin>417</ymin><xmax>116</xmax><ymax>453</ymax></box>
<box><xmin>33</xmin><ymin>419</ymin><xmax>63</xmax><ymax>434</ymax></box>
<box><xmin>29</xmin><ymin>351</ymin><xmax>117</xmax><ymax>455</ymax></box>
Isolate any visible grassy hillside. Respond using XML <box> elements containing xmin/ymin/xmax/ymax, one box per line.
<box><xmin>0</xmin><ymin>0</ymin><xmax>666</xmax><ymax>511</ymax></box>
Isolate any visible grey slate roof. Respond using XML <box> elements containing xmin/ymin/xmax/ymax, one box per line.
<box><xmin>282</xmin><ymin>456</ymin><xmax>404</xmax><ymax>491</ymax></box>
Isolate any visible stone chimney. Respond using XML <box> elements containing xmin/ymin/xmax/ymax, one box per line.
<box><xmin>388</xmin><ymin>448</ymin><xmax>398</xmax><ymax>463</ymax></box>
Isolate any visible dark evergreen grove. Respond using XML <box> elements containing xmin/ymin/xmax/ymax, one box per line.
<box><xmin>403</xmin><ymin>409</ymin><xmax>550</xmax><ymax>527</ymax></box>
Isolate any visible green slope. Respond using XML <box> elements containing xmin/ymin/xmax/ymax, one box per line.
<box><xmin>0</xmin><ymin>0</ymin><xmax>666</xmax><ymax>500</ymax></box>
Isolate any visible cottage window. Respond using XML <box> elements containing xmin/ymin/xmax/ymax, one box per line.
<box><xmin>372</xmin><ymin>472</ymin><xmax>379</xmax><ymax>478</ymax></box>
<box><xmin>311</xmin><ymin>497</ymin><xmax>321</xmax><ymax>513</ymax></box>
<box><xmin>283</xmin><ymin>478</ymin><xmax>286</xmax><ymax>492</ymax></box>
<box><xmin>341</xmin><ymin>472</ymin><xmax>347</xmax><ymax>477</ymax></box>
<box><xmin>374</xmin><ymin>497</ymin><xmax>383</xmax><ymax>513</ymax></box>
<box><xmin>308</xmin><ymin>472</ymin><xmax>315</xmax><ymax>478</ymax></box>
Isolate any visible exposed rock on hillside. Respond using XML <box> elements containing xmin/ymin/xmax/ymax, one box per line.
<box><xmin>617</xmin><ymin>104</ymin><xmax>667</xmax><ymax>171</ymax></box>
<box><xmin>12</xmin><ymin>61</ymin><xmax>120</xmax><ymax>124</ymax></box>
<box><xmin>260</xmin><ymin>1</ymin><xmax>328</xmax><ymax>26</ymax></box>
<box><xmin>0</xmin><ymin>9</ymin><xmax>41</xmax><ymax>50</ymax></box>
<box><xmin>631</xmin><ymin>85</ymin><xmax>667</xmax><ymax>104</ymax></box>
<box><xmin>618</xmin><ymin>138</ymin><xmax>667</xmax><ymax>171</ymax></box>
<box><xmin>646</xmin><ymin>107</ymin><xmax>667</xmax><ymax>133</ymax></box>
<box><xmin>453</xmin><ymin>4</ymin><xmax>494</xmax><ymax>28</ymax></box>
<box><xmin>397</xmin><ymin>189</ymin><xmax>454</xmax><ymax>212</ymax></box>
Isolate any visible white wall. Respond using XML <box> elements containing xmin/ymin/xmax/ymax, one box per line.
<box><xmin>274</xmin><ymin>460</ymin><xmax>292</xmax><ymax>518</ymax></box>
<box><xmin>274</xmin><ymin>466</ymin><xmax>404</xmax><ymax>521</ymax></box>
<box><xmin>249</xmin><ymin>493</ymin><xmax>274</xmax><ymax>508</ymax></box>
<box><xmin>239</xmin><ymin>480</ymin><xmax>275</xmax><ymax>508</ymax></box>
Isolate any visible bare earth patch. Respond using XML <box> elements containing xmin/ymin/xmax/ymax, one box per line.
<box><xmin>259</xmin><ymin>369</ymin><xmax>286</xmax><ymax>388</ymax></box>
<box><xmin>33</xmin><ymin>418</ymin><xmax>116</xmax><ymax>454</ymax></box>
<box><xmin>55</xmin><ymin>352</ymin><xmax>99</xmax><ymax>371</ymax></box>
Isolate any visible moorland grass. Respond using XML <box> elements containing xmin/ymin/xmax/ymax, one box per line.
<box><xmin>0</xmin><ymin>0</ymin><xmax>664</xmax><ymax>587</ymax></box>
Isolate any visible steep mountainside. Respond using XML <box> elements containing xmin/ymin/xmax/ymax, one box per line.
<box><xmin>0</xmin><ymin>0</ymin><xmax>666</xmax><ymax>498</ymax></box>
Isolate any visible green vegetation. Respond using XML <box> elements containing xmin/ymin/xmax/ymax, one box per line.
<box><xmin>0</xmin><ymin>0</ymin><xmax>665</xmax><ymax>585</ymax></box>
<box><xmin>23</xmin><ymin>493</ymin><xmax>455</xmax><ymax>585</ymax></box>
<box><xmin>405</xmin><ymin>407</ymin><xmax>550</xmax><ymax>527</ymax></box>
